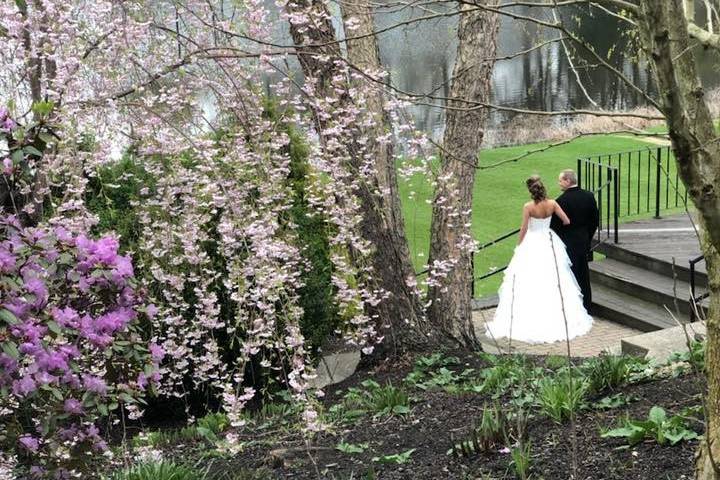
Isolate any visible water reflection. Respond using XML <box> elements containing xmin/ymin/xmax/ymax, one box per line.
<box><xmin>374</xmin><ymin>3</ymin><xmax>720</xmax><ymax>140</ymax></box>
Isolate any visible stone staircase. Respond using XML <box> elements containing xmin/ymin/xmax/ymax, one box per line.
<box><xmin>591</xmin><ymin>241</ymin><xmax>709</xmax><ymax>333</ymax></box>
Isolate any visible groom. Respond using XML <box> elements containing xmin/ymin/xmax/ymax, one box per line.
<box><xmin>550</xmin><ymin>169</ymin><xmax>599</xmax><ymax>312</ymax></box>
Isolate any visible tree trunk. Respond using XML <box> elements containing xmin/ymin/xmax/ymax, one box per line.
<box><xmin>636</xmin><ymin>1</ymin><xmax>720</xmax><ymax>478</ymax></box>
<box><xmin>426</xmin><ymin>2</ymin><xmax>499</xmax><ymax>347</ymax></box>
<box><xmin>286</xmin><ymin>0</ymin><xmax>428</xmax><ymax>359</ymax></box>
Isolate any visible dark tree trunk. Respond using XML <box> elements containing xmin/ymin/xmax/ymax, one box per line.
<box><xmin>426</xmin><ymin>2</ymin><xmax>499</xmax><ymax>347</ymax></box>
<box><xmin>286</xmin><ymin>0</ymin><xmax>428</xmax><ymax>360</ymax></box>
<box><xmin>636</xmin><ymin>2</ymin><xmax>720</xmax><ymax>478</ymax></box>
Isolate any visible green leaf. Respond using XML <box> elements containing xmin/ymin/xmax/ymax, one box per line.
<box><xmin>23</xmin><ymin>145</ymin><xmax>43</xmax><ymax>157</ymax></box>
<box><xmin>98</xmin><ymin>403</ymin><xmax>109</xmax><ymax>416</ymax></box>
<box><xmin>1</xmin><ymin>341</ymin><xmax>20</xmax><ymax>360</ymax></box>
<box><xmin>0</xmin><ymin>309</ymin><xmax>19</xmax><ymax>325</ymax></box>
<box><xmin>372</xmin><ymin>448</ymin><xmax>415</xmax><ymax>464</ymax></box>
<box><xmin>49</xmin><ymin>387</ymin><xmax>63</xmax><ymax>401</ymax></box>
<box><xmin>664</xmin><ymin>429</ymin><xmax>698</xmax><ymax>445</ymax></box>
<box><xmin>392</xmin><ymin>405</ymin><xmax>411</xmax><ymax>415</ymax></box>
<box><xmin>47</xmin><ymin>321</ymin><xmax>62</xmax><ymax>335</ymax></box>
<box><xmin>336</xmin><ymin>442</ymin><xmax>368</xmax><ymax>454</ymax></box>
<box><xmin>196</xmin><ymin>426</ymin><xmax>217</xmax><ymax>442</ymax></box>
<box><xmin>38</xmin><ymin>132</ymin><xmax>56</xmax><ymax>145</ymax></box>
<box><xmin>31</xmin><ymin>100</ymin><xmax>54</xmax><ymax>117</ymax></box>
<box><xmin>11</xmin><ymin>149</ymin><xmax>23</xmax><ymax>164</ymax></box>
<box><xmin>648</xmin><ymin>406</ymin><xmax>667</xmax><ymax>425</ymax></box>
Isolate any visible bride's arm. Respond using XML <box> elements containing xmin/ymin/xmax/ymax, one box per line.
<box><xmin>553</xmin><ymin>201</ymin><xmax>571</xmax><ymax>225</ymax></box>
<box><xmin>518</xmin><ymin>204</ymin><xmax>530</xmax><ymax>244</ymax></box>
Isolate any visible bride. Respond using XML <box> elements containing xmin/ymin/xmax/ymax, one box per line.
<box><xmin>485</xmin><ymin>175</ymin><xmax>593</xmax><ymax>344</ymax></box>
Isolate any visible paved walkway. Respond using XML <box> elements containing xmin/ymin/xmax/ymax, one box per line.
<box><xmin>472</xmin><ymin>308</ymin><xmax>641</xmax><ymax>357</ymax></box>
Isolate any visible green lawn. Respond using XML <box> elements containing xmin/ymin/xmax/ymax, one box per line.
<box><xmin>400</xmin><ymin>134</ymin><xmax>688</xmax><ymax>297</ymax></box>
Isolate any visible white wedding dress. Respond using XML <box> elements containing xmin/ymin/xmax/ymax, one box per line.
<box><xmin>485</xmin><ymin>216</ymin><xmax>593</xmax><ymax>344</ymax></box>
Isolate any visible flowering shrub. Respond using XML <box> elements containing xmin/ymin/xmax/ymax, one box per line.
<box><xmin>0</xmin><ymin>216</ymin><xmax>159</xmax><ymax>477</ymax></box>
<box><xmin>0</xmin><ymin>0</ymin><xmax>432</xmax><ymax>443</ymax></box>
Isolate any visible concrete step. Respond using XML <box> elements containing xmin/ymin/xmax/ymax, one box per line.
<box><xmin>595</xmin><ymin>240</ymin><xmax>707</xmax><ymax>288</ymax></box>
<box><xmin>620</xmin><ymin>322</ymin><xmax>706</xmax><ymax>362</ymax></box>
<box><xmin>590</xmin><ymin>258</ymin><xmax>708</xmax><ymax>317</ymax></box>
<box><xmin>591</xmin><ymin>283</ymin><xmax>677</xmax><ymax>332</ymax></box>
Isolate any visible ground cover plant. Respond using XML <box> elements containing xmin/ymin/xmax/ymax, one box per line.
<box><xmin>96</xmin><ymin>348</ymin><xmax>701</xmax><ymax>479</ymax></box>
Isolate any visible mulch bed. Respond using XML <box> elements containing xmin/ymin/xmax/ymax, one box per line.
<box><xmin>179</xmin><ymin>349</ymin><xmax>704</xmax><ymax>479</ymax></box>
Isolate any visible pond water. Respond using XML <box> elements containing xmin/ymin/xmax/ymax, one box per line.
<box><xmin>371</xmin><ymin>3</ymin><xmax>720</xmax><ymax>139</ymax></box>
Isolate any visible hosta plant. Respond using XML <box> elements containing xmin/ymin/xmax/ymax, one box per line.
<box><xmin>601</xmin><ymin>406</ymin><xmax>699</xmax><ymax>446</ymax></box>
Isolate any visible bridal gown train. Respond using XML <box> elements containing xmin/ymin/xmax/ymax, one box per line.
<box><xmin>484</xmin><ymin>216</ymin><xmax>593</xmax><ymax>344</ymax></box>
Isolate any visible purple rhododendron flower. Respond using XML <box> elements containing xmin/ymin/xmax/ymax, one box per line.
<box><xmin>93</xmin><ymin>439</ymin><xmax>108</xmax><ymax>452</ymax></box>
<box><xmin>34</xmin><ymin>371</ymin><xmax>58</xmax><ymax>385</ymax></box>
<box><xmin>94</xmin><ymin>236</ymin><xmax>119</xmax><ymax>264</ymax></box>
<box><xmin>58</xmin><ymin>426</ymin><xmax>78</xmax><ymax>441</ymax></box>
<box><xmin>54</xmin><ymin>226</ymin><xmax>73</xmax><ymax>244</ymax></box>
<box><xmin>52</xmin><ymin>306</ymin><xmax>80</xmax><ymax>328</ymax></box>
<box><xmin>43</xmin><ymin>247</ymin><xmax>59</xmax><ymax>262</ymax></box>
<box><xmin>61</xmin><ymin>371</ymin><xmax>81</xmax><ymax>389</ymax></box>
<box><xmin>117</xmin><ymin>287</ymin><xmax>136</xmax><ymax>307</ymax></box>
<box><xmin>0</xmin><ymin>246</ymin><xmax>14</xmax><ymax>272</ymax></box>
<box><xmin>136</xmin><ymin>372</ymin><xmax>148</xmax><ymax>391</ymax></box>
<box><xmin>37</xmin><ymin>350</ymin><xmax>69</xmax><ymax>372</ymax></box>
<box><xmin>82</xmin><ymin>374</ymin><xmax>107</xmax><ymax>395</ymax></box>
<box><xmin>0</xmin><ymin>353</ymin><xmax>18</xmax><ymax>373</ymax></box>
<box><xmin>2</xmin><ymin>157</ymin><xmax>11</xmax><ymax>175</ymax></box>
<box><xmin>58</xmin><ymin>344</ymin><xmax>80</xmax><ymax>359</ymax></box>
<box><xmin>95</xmin><ymin>308</ymin><xmax>134</xmax><ymax>334</ymax></box>
<box><xmin>4</xmin><ymin>299</ymin><xmax>30</xmax><ymax>319</ymax></box>
<box><xmin>63</xmin><ymin>398</ymin><xmax>84</xmax><ymax>415</ymax></box>
<box><xmin>149</xmin><ymin>342</ymin><xmax>165</xmax><ymax>363</ymax></box>
<box><xmin>19</xmin><ymin>322</ymin><xmax>45</xmax><ymax>342</ymax></box>
<box><xmin>24</xmin><ymin>277</ymin><xmax>48</xmax><ymax>308</ymax></box>
<box><xmin>19</xmin><ymin>341</ymin><xmax>40</xmax><ymax>355</ymax></box>
<box><xmin>12</xmin><ymin>376</ymin><xmax>37</xmax><ymax>396</ymax></box>
<box><xmin>18</xmin><ymin>435</ymin><xmax>39</xmax><ymax>453</ymax></box>
<box><xmin>86</xmin><ymin>425</ymin><xmax>100</xmax><ymax>438</ymax></box>
<box><xmin>2</xmin><ymin>117</ymin><xmax>15</xmax><ymax>131</ymax></box>
<box><xmin>113</xmin><ymin>255</ymin><xmax>133</xmax><ymax>278</ymax></box>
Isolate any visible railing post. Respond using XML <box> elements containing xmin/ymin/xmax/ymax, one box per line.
<box><xmin>470</xmin><ymin>252</ymin><xmax>475</xmax><ymax>299</ymax></box>
<box><xmin>654</xmin><ymin>147</ymin><xmax>662</xmax><ymax>218</ymax></box>
<box><xmin>577</xmin><ymin>158</ymin><xmax>582</xmax><ymax>187</ymax></box>
<box><xmin>598</xmin><ymin>165</ymin><xmax>603</xmax><ymax>231</ymax></box>
<box><xmin>690</xmin><ymin>260</ymin><xmax>696</xmax><ymax>321</ymax></box>
<box><xmin>613</xmin><ymin>167</ymin><xmax>619</xmax><ymax>244</ymax></box>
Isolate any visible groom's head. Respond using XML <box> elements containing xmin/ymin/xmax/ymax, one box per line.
<box><xmin>558</xmin><ymin>170</ymin><xmax>578</xmax><ymax>191</ymax></box>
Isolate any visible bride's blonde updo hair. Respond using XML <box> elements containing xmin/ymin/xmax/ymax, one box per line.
<box><xmin>526</xmin><ymin>175</ymin><xmax>547</xmax><ymax>203</ymax></box>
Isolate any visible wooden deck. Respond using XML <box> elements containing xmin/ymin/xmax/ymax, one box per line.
<box><xmin>598</xmin><ymin>213</ymin><xmax>705</xmax><ymax>275</ymax></box>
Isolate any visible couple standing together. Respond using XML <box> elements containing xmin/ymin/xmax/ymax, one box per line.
<box><xmin>485</xmin><ymin>170</ymin><xmax>599</xmax><ymax>344</ymax></box>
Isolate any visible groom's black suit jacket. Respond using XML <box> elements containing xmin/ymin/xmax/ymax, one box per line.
<box><xmin>550</xmin><ymin>186</ymin><xmax>599</xmax><ymax>310</ymax></box>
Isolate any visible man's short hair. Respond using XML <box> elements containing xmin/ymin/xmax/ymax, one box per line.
<box><xmin>561</xmin><ymin>169</ymin><xmax>578</xmax><ymax>186</ymax></box>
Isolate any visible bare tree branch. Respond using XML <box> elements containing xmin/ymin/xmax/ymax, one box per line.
<box><xmin>688</xmin><ymin>21</ymin><xmax>720</xmax><ymax>49</ymax></box>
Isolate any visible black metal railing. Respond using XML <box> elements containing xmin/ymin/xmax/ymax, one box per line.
<box><xmin>577</xmin><ymin>157</ymin><xmax>619</xmax><ymax>244</ymax></box>
<box><xmin>578</xmin><ymin>146</ymin><xmax>688</xmax><ymax>222</ymax></box>
<box><xmin>470</xmin><ymin>145</ymin><xmax>688</xmax><ymax>298</ymax></box>
<box><xmin>469</xmin><ymin>228</ymin><xmax>521</xmax><ymax>296</ymax></box>
<box><xmin>689</xmin><ymin>254</ymin><xmax>708</xmax><ymax>321</ymax></box>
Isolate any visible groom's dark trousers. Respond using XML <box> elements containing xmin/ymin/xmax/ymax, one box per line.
<box><xmin>550</xmin><ymin>186</ymin><xmax>599</xmax><ymax>311</ymax></box>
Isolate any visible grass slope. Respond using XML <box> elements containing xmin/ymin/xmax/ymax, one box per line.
<box><xmin>400</xmin><ymin>134</ymin><xmax>687</xmax><ymax>296</ymax></box>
